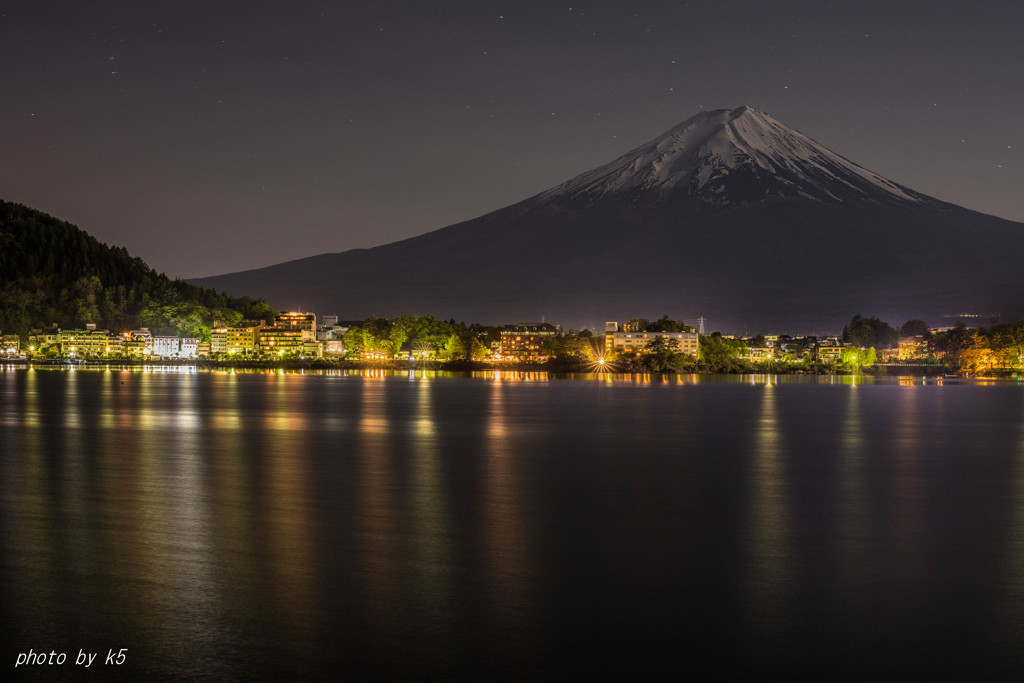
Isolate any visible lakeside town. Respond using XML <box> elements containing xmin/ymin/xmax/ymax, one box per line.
<box><xmin>3</xmin><ymin>310</ymin><xmax>1020</xmax><ymax>376</ymax></box>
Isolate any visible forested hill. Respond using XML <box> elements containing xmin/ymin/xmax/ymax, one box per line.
<box><xmin>0</xmin><ymin>199</ymin><xmax>275</xmax><ymax>339</ymax></box>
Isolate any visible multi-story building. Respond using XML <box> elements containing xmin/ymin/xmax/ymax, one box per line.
<box><xmin>605</xmin><ymin>322</ymin><xmax>699</xmax><ymax>357</ymax></box>
<box><xmin>180</xmin><ymin>338</ymin><xmax>199</xmax><ymax>359</ymax></box>
<box><xmin>152</xmin><ymin>336</ymin><xmax>181</xmax><ymax>358</ymax></box>
<box><xmin>59</xmin><ymin>329</ymin><xmax>119</xmax><ymax>357</ymax></box>
<box><xmin>816</xmin><ymin>344</ymin><xmax>847</xmax><ymax>363</ymax></box>
<box><xmin>322</xmin><ymin>338</ymin><xmax>345</xmax><ymax>355</ymax></box>
<box><xmin>274</xmin><ymin>312</ymin><xmax>317</xmax><ymax>341</ymax></box>
<box><xmin>898</xmin><ymin>337</ymin><xmax>927</xmax><ymax>360</ymax></box>
<box><xmin>120</xmin><ymin>334</ymin><xmax>148</xmax><ymax>357</ymax></box>
<box><xmin>105</xmin><ymin>335</ymin><xmax>125</xmax><ymax>356</ymax></box>
<box><xmin>210</xmin><ymin>328</ymin><xmax>227</xmax><ymax>355</ymax></box>
<box><xmin>226</xmin><ymin>322</ymin><xmax>264</xmax><ymax>355</ymax></box>
<box><xmin>318</xmin><ymin>319</ymin><xmax>350</xmax><ymax>343</ymax></box>
<box><xmin>302</xmin><ymin>340</ymin><xmax>323</xmax><ymax>358</ymax></box>
<box><xmin>124</xmin><ymin>329</ymin><xmax>154</xmax><ymax>357</ymax></box>
<box><xmin>258</xmin><ymin>326</ymin><xmax>304</xmax><ymax>355</ymax></box>
<box><xmin>498</xmin><ymin>322</ymin><xmax>560</xmax><ymax>361</ymax></box>
<box><xmin>29</xmin><ymin>326</ymin><xmax>61</xmax><ymax>354</ymax></box>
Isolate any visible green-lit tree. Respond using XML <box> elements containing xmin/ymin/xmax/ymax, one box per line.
<box><xmin>840</xmin><ymin>346</ymin><xmax>877</xmax><ymax>373</ymax></box>
<box><xmin>698</xmin><ymin>333</ymin><xmax>748</xmax><ymax>373</ymax></box>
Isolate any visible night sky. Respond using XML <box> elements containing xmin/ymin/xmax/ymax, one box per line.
<box><xmin>3</xmin><ymin>1</ymin><xmax>1021</xmax><ymax>279</ymax></box>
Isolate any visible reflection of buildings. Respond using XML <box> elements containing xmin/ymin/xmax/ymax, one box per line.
<box><xmin>604</xmin><ymin>322</ymin><xmax>699</xmax><ymax>357</ymax></box>
<box><xmin>498</xmin><ymin>323</ymin><xmax>560</xmax><ymax>361</ymax></box>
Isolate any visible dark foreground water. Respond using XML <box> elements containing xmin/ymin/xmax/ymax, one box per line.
<box><xmin>3</xmin><ymin>367</ymin><xmax>1024</xmax><ymax>679</ymax></box>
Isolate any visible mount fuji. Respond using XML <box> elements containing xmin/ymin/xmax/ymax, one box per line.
<box><xmin>191</xmin><ymin>107</ymin><xmax>1024</xmax><ymax>332</ymax></box>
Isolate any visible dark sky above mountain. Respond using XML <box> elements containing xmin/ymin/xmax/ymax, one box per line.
<box><xmin>3</xmin><ymin>1</ymin><xmax>1021</xmax><ymax>279</ymax></box>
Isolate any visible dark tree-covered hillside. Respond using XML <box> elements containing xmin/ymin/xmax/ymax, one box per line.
<box><xmin>0</xmin><ymin>200</ymin><xmax>275</xmax><ymax>340</ymax></box>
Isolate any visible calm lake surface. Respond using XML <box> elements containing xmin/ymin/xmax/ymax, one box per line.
<box><xmin>3</xmin><ymin>366</ymin><xmax>1024</xmax><ymax>679</ymax></box>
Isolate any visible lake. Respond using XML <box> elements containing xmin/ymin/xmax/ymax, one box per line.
<box><xmin>2</xmin><ymin>366</ymin><xmax>1024</xmax><ymax>679</ymax></box>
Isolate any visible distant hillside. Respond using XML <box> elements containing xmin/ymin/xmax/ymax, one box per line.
<box><xmin>0</xmin><ymin>199</ymin><xmax>274</xmax><ymax>339</ymax></box>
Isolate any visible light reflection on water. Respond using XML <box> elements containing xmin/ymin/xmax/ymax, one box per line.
<box><xmin>889</xmin><ymin>382</ymin><xmax>928</xmax><ymax>611</ymax></box>
<box><xmin>746</xmin><ymin>380</ymin><xmax>793</xmax><ymax>646</ymax></box>
<box><xmin>3</xmin><ymin>368</ymin><xmax>1024</xmax><ymax>678</ymax></box>
<box><xmin>352</xmin><ymin>376</ymin><xmax>403</xmax><ymax>659</ymax></box>
<box><xmin>1007</xmin><ymin>395</ymin><xmax>1024</xmax><ymax>646</ymax></box>
<box><xmin>480</xmin><ymin>378</ymin><xmax>541</xmax><ymax>675</ymax></box>
<box><xmin>838</xmin><ymin>382</ymin><xmax>869</xmax><ymax>604</ymax></box>
<box><xmin>262</xmin><ymin>377</ymin><xmax>319</xmax><ymax>679</ymax></box>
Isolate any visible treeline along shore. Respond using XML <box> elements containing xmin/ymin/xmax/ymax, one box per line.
<box><xmin>4</xmin><ymin>200</ymin><xmax>1023</xmax><ymax>377</ymax></box>
<box><xmin>2</xmin><ymin>315</ymin><xmax>1018</xmax><ymax>378</ymax></box>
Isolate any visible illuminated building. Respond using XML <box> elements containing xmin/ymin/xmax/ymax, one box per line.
<box><xmin>605</xmin><ymin>322</ymin><xmax>698</xmax><ymax>357</ymax></box>
<box><xmin>180</xmin><ymin>338</ymin><xmax>199</xmax><ymax>359</ymax></box>
<box><xmin>2</xmin><ymin>335</ymin><xmax>20</xmax><ymax>354</ymax></box>
<box><xmin>740</xmin><ymin>346</ymin><xmax>776</xmax><ymax>361</ymax></box>
<box><xmin>323</xmin><ymin>339</ymin><xmax>345</xmax><ymax>355</ymax></box>
<box><xmin>210</xmin><ymin>328</ymin><xmax>227</xmax><ymax>355</ymax></box>
<box><xmin>302</xmin><ymin>340</ymin><xmax>323</xmax><ymax>358</ymax></box>
<box><xmin>317</xmin><ymin>319</ymin><xmax>350</xmax><ymax>344</ymax></box>
<box><xmin>258</xmin><ymin>326</ymin><xmax>304</xmax><ymax>355</ymax></box>
<box><xmin>274</xmin><ymin>312</ymin><xmax>317</xmax><ymax>341</ymax></box>
<box><xmin>104</xmin><ymin>336</ymin><xmax>125</xmax><ymax>356</ymax></box>
<box><xmin>117</xmin><ymin>331</ymin><xmax>148</xmax><ymax>357</ymax></box>
<box><xmin>816</xmin><ymin>344</ymin><xmax>846</xmax><ymax>362</ymax></box>
<box><xmin>898</xmin><ymin>337</ymin><xmax>927</xmax><ymax>360</ymax></box>
<box><xmin>498</xmin><ymin>322</ymin><xmax>560</xmax><ymax>361</ymax></box>
<box><xmin>58</xmin><ymin>329</ymin><xmax>119</xmax><ymax>357</ymax></box>
<box><xmin>226</xmin><ymin>322</ymin><xmax>264</xmax><ymax>355</ymax></box>
<box><xmin>28</xmin><ymin>325</ymin><xmax>60</xmax><ymax>354</ymax></box>
<box><xmin>152</xmin><ymin>336</ymin><xmax>181</xmax><ymax>358</ymax></box>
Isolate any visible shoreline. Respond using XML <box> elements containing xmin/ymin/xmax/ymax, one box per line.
<box><xmin>1</xmin><ymin>357</ymin><xmax>1008</xmax><ymax>379</ymax></box>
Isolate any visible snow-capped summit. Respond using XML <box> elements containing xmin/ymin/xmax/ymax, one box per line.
<box><xmin>545</xmin><ymin>106</ymin><xmax>933</xmax><ymax>208</ymax></box>
<box><xmin>193</xmin><ymin>106</ymin><xmax>1024</xmax><ymax>331</ymax></box>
